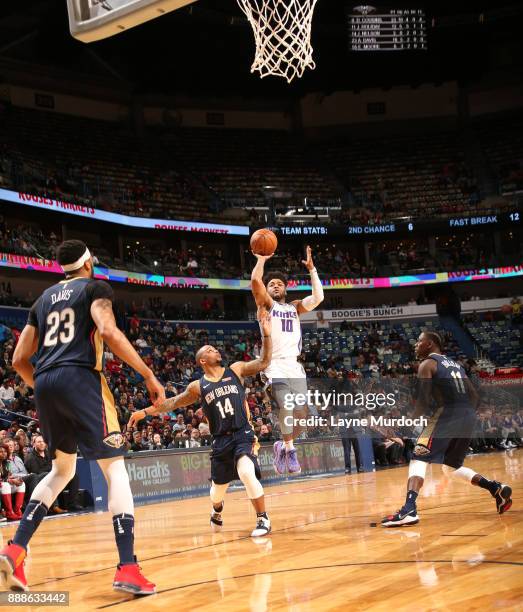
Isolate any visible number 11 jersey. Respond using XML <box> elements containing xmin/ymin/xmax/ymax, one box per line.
<box><xmin>28</xmin><ymin>277</ymin><xmax>114</xmax><ymax>377</ymax></box>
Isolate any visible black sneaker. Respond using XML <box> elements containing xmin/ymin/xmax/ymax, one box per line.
<box><xmin>493</xmin><ymin>483</ymin><xmax>512</xmax><ymax>515</ymax></box>
<box><xmin>210</xmin><ymin>502</ymin><xmax>224</xmax><ymax>529</ymax></box>
<box><xmin>381</xmin><ymin>507</ymin><xmax>419</xmax><ymax>527</ymax></box>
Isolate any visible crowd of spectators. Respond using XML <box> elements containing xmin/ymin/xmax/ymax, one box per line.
<box><xmin>0</xmin><ymin>421</ymin><xmax>83</xmax><ymax>521</ymax></box>
<box><xmin>1</xmin><ymin>220</ymin><xmax>520</xmax><ymax>282</ymax></box>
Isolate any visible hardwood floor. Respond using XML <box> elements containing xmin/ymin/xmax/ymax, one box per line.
<box><xmin>1</xmin><ymin>450</ymin><xmax>521</xmax><ymax>611</ymax></box>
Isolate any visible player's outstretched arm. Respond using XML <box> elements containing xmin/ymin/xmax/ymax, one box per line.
<box><xmin>12</xmin><ymin>325</ymin><xmax>39</xmax><ymax>388</ymax></box>
<box><xmin>91</xmin><ymin>298</ymin><xmax>165</xmax><ymax>404</ymax></box>
<box><xmin>251</xmin><ymin>253</ymin><xmax>273</xmax><ymax>309</ymax></box>
<box><xmin>127</xmin><ymin>380</ymin><xmax>201</xmax><ymax>428</ymax></box>
<box><xmin>231</xmin><ymin>307</ymin><xmax>272</xmax><ymax>380</ymax></box>
<box><xmin>291</xmin><ymin>246</ymin><xmax>324</xmax><ymax>315</ymax></box>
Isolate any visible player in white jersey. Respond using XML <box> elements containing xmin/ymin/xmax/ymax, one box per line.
<box><xmin>251</xmin><ymin>246</ymin><xmax>324</xmax><ymax>474</ymax></box>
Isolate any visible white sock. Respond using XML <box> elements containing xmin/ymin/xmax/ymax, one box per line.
<box><xmin>284</xmin><ymin>440</ymin><xmax>294</xmax><ymax>451</ymax></box>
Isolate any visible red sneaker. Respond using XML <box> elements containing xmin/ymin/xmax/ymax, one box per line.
<box><xmin>0</xmin><ymin>541</ymin><xmax>28</xmax><ymax>591</ymax></box>
<box><xmin>113</xmin><ymin>562</ymin><xmax>156</xmax><ymax>595</ymax></box>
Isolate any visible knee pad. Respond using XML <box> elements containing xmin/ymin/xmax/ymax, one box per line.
<box><xmin>237</xmin><ymin>456</ymin><xmax>263</xmax><ymax>499</ymax></box>
<box><xmin>443</xmin><ymin>464</ymin><xmax>476</xmax><ymax>483</ymax></box>
<box><xmin>210</xmin><ymin>482</ymin><xmax>228</xmax><ymax>505</ymax></box>
<box><xmin>408</xmin><ymin>460</ymin><xmax>428</xmax><ymax>479</ymax></box>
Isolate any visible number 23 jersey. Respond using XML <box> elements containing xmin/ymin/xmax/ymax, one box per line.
<box><xmin>28</xmin><ymin>277</ymin><xmax>114</xmax><ymax>376</ymax></box>
<box><xmin>200</xmin><ymin>367</ymin><xmax>250</xmax><ymax>436</ymax></box>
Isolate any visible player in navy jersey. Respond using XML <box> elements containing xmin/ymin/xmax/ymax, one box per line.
<box><xmin>382</xmin><ymin>331</ymin><xmax>512</xmax><ymax>527</ymax></box>
<box><xmin>0</xmin><ymin>240</ymin><xmax>164</xmax><ymax>594</ymax></box>
<box><xmin>251</xmin><ymin>246</ymin><xmax>324</xmax><ymax>476</ymax></box>
<box><xmin>129</xmin><ymin>308</ymin><xmax>273</xmax><ymax>537</ymax></box>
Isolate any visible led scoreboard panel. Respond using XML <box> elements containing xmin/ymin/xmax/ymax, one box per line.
<box><xmin>350</xmin><ymin>6</ymin><xmax>428</xmax><ymax>51</ymax></box>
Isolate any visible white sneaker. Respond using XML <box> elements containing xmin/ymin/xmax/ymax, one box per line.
<box><xmin>251</xmin><ymin>516</ymin><xmax>271</xmax><ymax>537</ymax></box>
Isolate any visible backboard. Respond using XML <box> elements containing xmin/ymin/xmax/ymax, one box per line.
<box><xmin>66</xmin><ymin>0</ymin><xmax>197</xmax><ymax>43</ymax></box>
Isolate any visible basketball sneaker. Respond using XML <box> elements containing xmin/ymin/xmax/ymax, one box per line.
<box><xmin>493</xmin><ymin>482</ymin><xmax>512</xmax><ymax>514</ymax></box>
<box><xmin>273</xmin><ymin>441</ymin><xmax>287</xmax><ymax>475</ymax></box>
<box><xmin>0</xmin><ymin>541</ymin><xmax>28</xmax><ymax>591</ymax></box>
<box><xmin>210</xmin><ymin>502</ymin><xmax>224</xmax><ymax>530</ymax></box>
<box><xmin>381</xmin><ymin>507</ymin><xmax>419</xmax><ymax>527</ymax></box>
<box><xmin>113</xmin><ymin>559</ymin><xmax>156</xmax><ymax>595</ymax></box>
<box><xmin>286</xmin><ymin>448</ymin><xmax>301</xmax><ymax>475</ymax></box>
<box><xmin>251</xmin><ymin>515</ymin><xmax>271</xmax><ymax>537</ymax></box>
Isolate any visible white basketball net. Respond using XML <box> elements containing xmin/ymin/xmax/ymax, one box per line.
<box><xmin>237</xmin><ymin>0</ymin><xmax>319</xmax><ymax>83</ymax></box>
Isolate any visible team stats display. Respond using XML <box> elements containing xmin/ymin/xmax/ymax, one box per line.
<box><xmin>349</xmin><ymin>6</ymin><xmax>428</xmax><ymax>51</ymax></box>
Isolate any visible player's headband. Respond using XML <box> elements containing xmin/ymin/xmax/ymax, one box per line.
<box><xmin>61</xmin><ymin>248</ymin><xmax>91</xmax><ymax>272</ymax></box>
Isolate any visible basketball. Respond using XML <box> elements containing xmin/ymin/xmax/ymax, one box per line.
<box><xmin>501</xmin><ymin>304</ymin><xmax>512</xmax><ymax>314</ymax></box>
<box><xmin>250</xmin><ymin>229</ymin><xmax>278</xmax><ymax>256</ymax></box>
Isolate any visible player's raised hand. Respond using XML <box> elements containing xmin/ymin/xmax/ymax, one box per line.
<box><xmin>258</xmin><ymin>306</ymin><xmax>272</xmax><ymax>336</ymax></box>
<box><xmin>301</xmin><ymin>245</ymin><xmax>315</xmax><ymax>271</ymax></box>
<box><xmin>144</xmin><ymin>373</ymin><xmax>166</xmax><ymax>405</ymax></box>
<box><xmin>252</xmin><ymin>252</ymin><xmax>274</xmax><ymax>262</ymax></box>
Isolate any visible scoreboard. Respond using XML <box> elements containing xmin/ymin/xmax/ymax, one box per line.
<box><xmin>349</xmin><ymin>6</ymin><xmax>428</xmax><ymax>51</ymax></box>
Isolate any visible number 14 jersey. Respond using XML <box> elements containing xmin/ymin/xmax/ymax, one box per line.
<box><xmin>200</xmin><ymin>368</ymin><xmax>249</xmax><ymax>435</ymax></box>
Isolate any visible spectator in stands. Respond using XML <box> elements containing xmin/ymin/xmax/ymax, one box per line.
<box><xmin>14</xmin><ymin>430</ymin><xmax>30</xmax><ymax>460</ymax></box>
<box><xmin>0</xmin><ymin>382</ymin><xmax>14</xmax><ymax>406</ymax></box>
<box><xmin>24</xmin><ymin>435</ymin><xmax>82</xmax><ymax>512</ymax></box>
<box><xmin>135</xmin><ymin>336</ymin><xmax>148</xmax><ymax>349</ymax></box>
<box><xmin>186</xmin><ymin>255</ymin><xmax>198</xmax><ymax>276</ymax></box>
<box><xmin>148</xmin><ymin>433</ymin><xmax>164</xmax><ymax>451</ymax></box>
<box><xmin>130</xmin><ymin>430</ymin><xmax>148</xmax><ymax>452</ymax></box>
<box><xmin>172</xmin><ymin>414</ymin><xmax>186</xmax><ymax>432</ymax></box>
<box><xmin>187</xmin><ymin>430</ymin><xmax>201</xmax><ymax>448</ymax></box>
<box><xmin>258</xmin><ymin>424</ymin><xmax>273</xmax><ymax>443</ymax></box>
<box><xmin>0</xmin><ymin>443</ymin><xmax>24</xmax><ymax>520</ymax></box>
<box><xmin>316</xmin><ymin>311</ymin><xmax>329</xmax><ymax>329</ymax></box>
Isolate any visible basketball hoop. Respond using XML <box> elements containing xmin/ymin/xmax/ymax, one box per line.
<box><xmin>237</xmin><ymin>0</ymin><xmax>320</xmax><ymax>83</ymax></box>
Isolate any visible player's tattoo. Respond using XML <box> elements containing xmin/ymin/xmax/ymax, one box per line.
<box><xmin>95</xmin><ymin>298</ymin><xmax>113</xmax><ymax>311</ymax></box>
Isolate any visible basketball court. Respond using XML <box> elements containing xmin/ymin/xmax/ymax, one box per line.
<box><xmin>2</xmin><ymin>451</ymin><xmax>520</xmax><ymax>610</ymax></box>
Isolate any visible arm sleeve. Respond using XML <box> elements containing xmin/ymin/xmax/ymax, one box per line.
<box><xmin>301</xmin><ymin>268</ymin><xmax>324</xmax><ymax>311</ymax></box>
<box><xmin>27</xmin><ymin>298</ymin><xmax>40</xmax><ymax>328</ymax></box>
<box><xmin>86</xmin><ymin>280</ymin><xmax>114</xmax><ymax>304</ymax></box>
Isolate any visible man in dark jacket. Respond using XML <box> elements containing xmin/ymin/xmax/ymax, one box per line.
<box><xmin>24</xmin><ymin>436</ymin><xmax>82</xmax><ymax>512</ymax></box>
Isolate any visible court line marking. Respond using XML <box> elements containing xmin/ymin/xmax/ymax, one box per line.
<box><xmin>96</xmin><ymin>558</ymin><xmax>523</xmax><ymax>609</ymax></box>
<box><xmin>28</xmin><ymin>504</ymin><xmax>519</xmax><ymax>591</ymax></box>
<box><xmin>29</xmin><ymin>515</ymin><xmax>346</xmax><ymax>588</ymax></box>
<box><xmin>25</xmin><ymin>469</ymin><xmax>522</xmax><ymax>589</ymax></box>
<box><xmin>439</xmin><ymin>534</ymin><xmax>488</xmax><ymax>537</ymax></box>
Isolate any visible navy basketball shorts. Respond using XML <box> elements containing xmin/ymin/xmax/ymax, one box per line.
<box><xmin>34</xmin><ymin>366</ymin><xmax>125</xmax><ymax>460</ymax></box>
<box><xmin>413</xmin><ymin>406</ymin><xmax>477</xmax><ymax>469</ymax></box>
<box><xmin>210</xmin><ymin>429</ymin><xmax>261</xmax><ymax>485</ymax></box>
